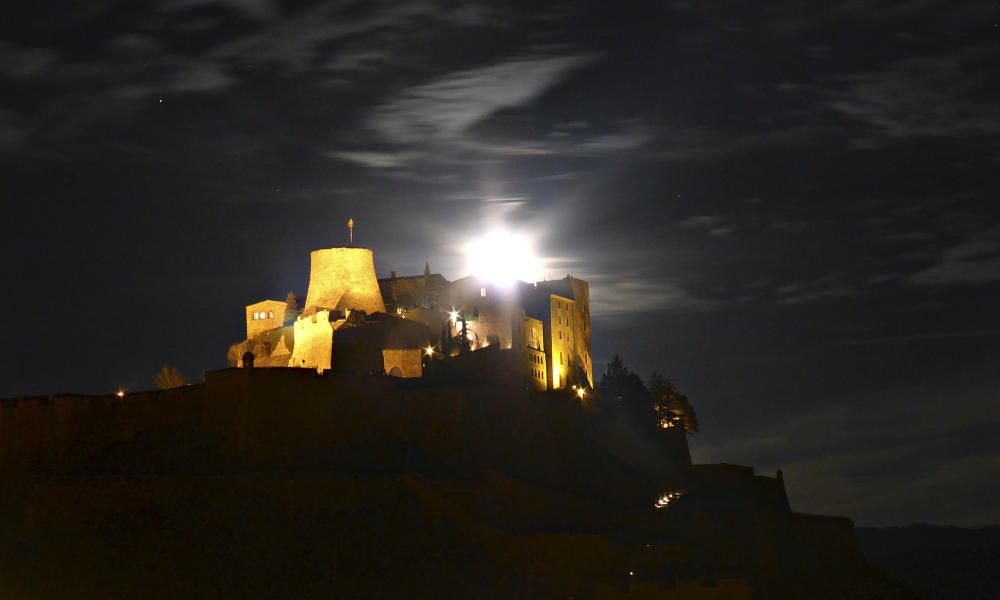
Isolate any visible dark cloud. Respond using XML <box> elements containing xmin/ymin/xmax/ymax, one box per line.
<box><xmin>369</xmin><ymin>52</ymin><xmax>597</xmax><ymax>143</ymax></box>
<box><xmin>160</xmin><ymin>0</ymin><xmax>278</xmax><ymax>20</ymax></box>
<box><xmin>829</xmin><ymin>47</ymin><xmax>1000</xmax><ymax>143</ymax></box>
<box><xmin>0</xmin><ymin>108</ymin><xmax>26</xmax><ymax>151</ymax></box>
<box><xmin>909</xmin><ymin>229</ymin><xmax>1000</xmax><ymax>285</ymax></box>
<box><xmin>0</xmin><ymin>42</ymin><xmax>57</xmax><ymax>78</ymax></box>
<box><xmin>775</xmin><ymin>276</ymin><xmax>856</xmax><ymax>306</ymax></box>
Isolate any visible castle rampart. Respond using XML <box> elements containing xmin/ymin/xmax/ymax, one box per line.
<box><xmin>0</xmin><ymin>369</ymin><xmax>691</xmax><ymax>504</ymax></box>
<box><xmin>0</xmin><ymin>388</ymin><xmax>203</xmax><ymax>475</ymax></box>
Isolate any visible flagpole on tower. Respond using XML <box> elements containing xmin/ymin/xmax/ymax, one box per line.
<box><xmin>348</xmin><ymin>217</ymin><xmax>354</xmax><ymax>246</ymax></box>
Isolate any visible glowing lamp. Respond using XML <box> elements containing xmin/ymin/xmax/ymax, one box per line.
<box><xmin>116</xmin><ymin>390</ymin><xmax>125</xmax><ymax>398</ymax></box>
<box><xmin>576</xmin><ymin>388</ymin><xmax>586</xmax><ymax>399</ymax></box>
<box><xmin>424</xmin><ymin>346</ymin><xmax>435</xmax><ymax>357</ymax></box>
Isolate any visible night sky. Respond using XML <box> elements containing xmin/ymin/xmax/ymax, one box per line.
<box><xmin>2</xmin><ymin>1</ymin><xmax>999</xmax><ymax>527</ymax></box>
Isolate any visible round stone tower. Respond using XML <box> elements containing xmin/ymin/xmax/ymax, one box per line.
<box><xmin>303</xmin><ymin>247</ymin><xmax>386</xmax><ymax>314</ymax></box>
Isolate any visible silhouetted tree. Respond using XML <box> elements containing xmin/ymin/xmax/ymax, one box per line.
<box><xmin>285</xmin><ymin>292</ymin><xmax>299</xmax><ymax>313</ymax></box>
<box><xmin>648</xmin><ymin>372</ymin><xmax>699</xmax><ymax>433</ymax></box>
<box><xmin>153</xmin><ymin>365</ymin><xmax>189</xmax><ymax>390</ymax></box>
<box><xmin>597</xmin><ymin>355</ymin><xmax>654</xmax><ymax>423</ymax></box>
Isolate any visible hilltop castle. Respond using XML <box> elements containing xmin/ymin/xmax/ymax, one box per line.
<box><xmin>228</xmin><ymin>236</ymin><xmax>593</xmax><ymax>391</ymax></box>
<box><xmin>1</xmin><ymin>229</ymin><xmax>895</xmax><ymax>598</ymax></box>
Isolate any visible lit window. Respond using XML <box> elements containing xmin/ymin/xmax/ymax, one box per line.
<box><xmin>480</xmin><ymin>287</ymin><xmax>486</xmax><ymax>297</ymax></box>
<box><xmin>268</xmin><ymin>311</ymin><xmax>274</xmax><ymax>319</ymax></box>
<box><xmin>253</xmin><ymin>312</ymin><xmax>258</xmax><ymax>320</ymax></box>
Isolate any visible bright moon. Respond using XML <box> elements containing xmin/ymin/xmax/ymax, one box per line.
<box><xmin>464</xmin><ymin>230</ymin><xmax>543</xmax><ymax>286</ymax></box>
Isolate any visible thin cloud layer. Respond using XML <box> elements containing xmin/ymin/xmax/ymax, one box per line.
<box><xmin>370</xmin><ymin>53</ymin><xmax>597</xmax><ymax>143</ymax></box>
<box><xmin>829</xmin><ymin>47</ymin><xmax>1000</xmax><ymax>142</ymax></box>
<box><xmin>910</xmin><ymin>230</ymin><xmax>1000</xmax><ymax>285</ymax></box>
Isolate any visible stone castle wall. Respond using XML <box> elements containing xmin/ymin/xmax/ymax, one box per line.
<box><xmin>0</xmin><ymin>369</ymin><xmax>692</xmax><ymax>504</ymax></box>
<box><xmin>0</xmin><ymin>387</ymin><xmax>203</xmax><ymax>475</ymax></box>
<box><xmin>381</xmin><ymin>348</ymin><xmax>423</xmax><ymax>378</ymax></box>
<box><xmin>198</xmin><ymin>368</ymin><xmax>690</xmax><ymax>504</ymax></box>
<box><xmin>288</xmin><ymin>310</ymin><xmax>343</xmax><ymax>371</ymax></box>
<box><xmin>245</xmin><ymin>300</ymin><xmax>289</xmax><ymax>339</ymax></box>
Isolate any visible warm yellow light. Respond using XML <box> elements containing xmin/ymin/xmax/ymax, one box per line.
<box><xmin>654</xmin><ymin>490</ymin><xmax>684</xmax><ymax>509</ymax></box>
<box><xmin>464</xmin><ymin>229</ymin><xmax>543</xmax><ymax>286</ymax></box>
<box><xmin>116</xmin><ymin>390</ymin><xmax>125</xmax><ymax>398</ymax></box>
<box><xmin>576</xmin><ymin>387</ymin><xmax>586</xmax><ymax>399</ymax></box>
<box><xmin>425</xmin><ymin>345</ymin><xmax>435</xmax><ymax>356</ymax></box>
<box><xmin>449</xmin><ymin>309</ymin><xmax>459</xmax><ymax>322</ymax></box>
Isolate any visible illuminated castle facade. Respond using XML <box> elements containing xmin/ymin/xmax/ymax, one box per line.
<box><xmin>229</xmin><ymin>240</ymin><xmax>592</xmax><ymax>391</ymax></box>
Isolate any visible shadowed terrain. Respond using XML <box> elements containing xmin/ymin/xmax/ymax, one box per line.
<box><xmin>0</xmin><ymin>369</ymin><xmax>910</xmax><ymax>598</ymax></box>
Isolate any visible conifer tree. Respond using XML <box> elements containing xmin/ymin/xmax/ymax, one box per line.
<box><xmin>648</xmin><ymin>372</ymin><xmax>699</xmax><ymax>433</ymax></box>
<box><xmin>597</xmin><ymin>355</ymin><xmax>654</xmax><ymax>422</ymax></box>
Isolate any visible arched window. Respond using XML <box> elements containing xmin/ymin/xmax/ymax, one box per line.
<box><xmin>252</xmin><ymin>312</ymin><xmax>258</xmax><ymax>320</ymax></box>
<box><xmin>268</xmin><ymin>311</ymin><xmax>274</xmax><ymax>319</ymax></box>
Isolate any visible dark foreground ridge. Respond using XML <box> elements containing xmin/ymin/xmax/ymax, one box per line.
<box><xmin>1</xmin><ymin>368</ymin><xmax>910</xmax><ymax>598</ymax></box>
